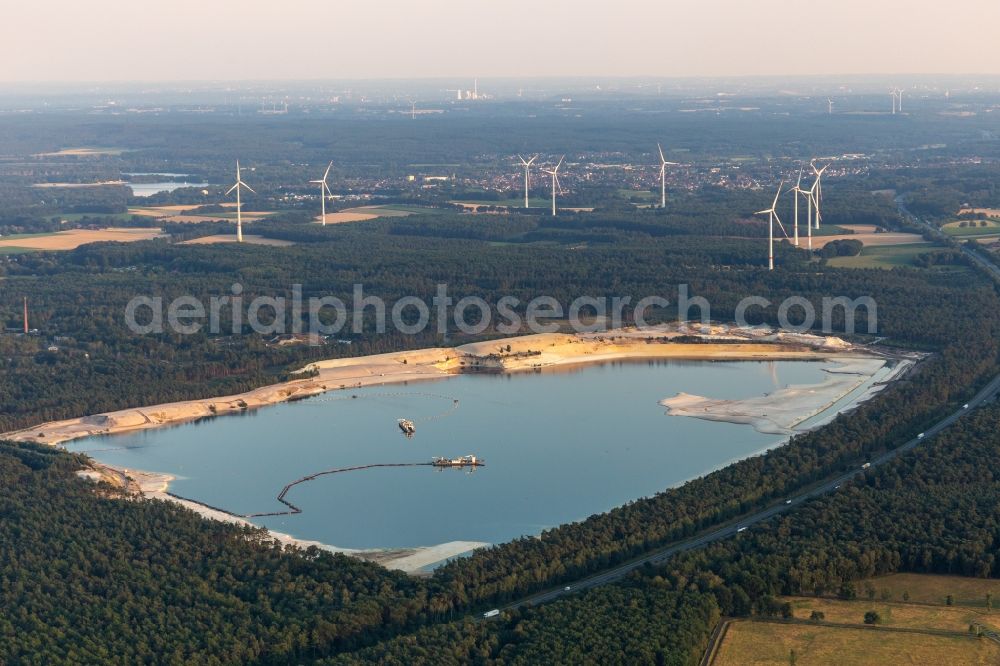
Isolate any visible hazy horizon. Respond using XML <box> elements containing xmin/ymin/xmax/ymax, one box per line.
<box><xmin>2</xmin><ymin>0</ymin><xmax>998</xmax><ymax>83</ymax></box>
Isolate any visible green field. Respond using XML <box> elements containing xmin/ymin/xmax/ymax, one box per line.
<box><xmin>942</xmin><ymin>220</ymin><xmax>1000</xmax><ymax>237</ymax></box>
<box><xmin>55</xmin><ymin>212</ymin><xmax>131</xmax><ymax>223</ymax></box>
<box><xmin>0</xmin><ymin>246</ymin><xmax>36</xmax><ymax>255</ymax></box>
<box><xmin>0</xmin><ymin>232</ymin><xmax>58</xmax><ymax>241</ymax></box>
<box><xmin>827</xmin><ymin>243</ymin><xmax>931</xmax><ymax>269</ymax></box>
<box><xmin>372</xmin><ymin>204</ymin><xmax>435</xmax><ymax>214</ymax></box>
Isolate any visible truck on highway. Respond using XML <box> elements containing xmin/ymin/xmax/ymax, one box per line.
<box><xmin>862</xmin><ymin>462</ymin><xmax>871</xmax><ymax>470</ymax></box>
<box><xmin>483</xmin><ymin>609</ymin><xmax>500</xmax><ymax>618</ymax></box>
<box><xmin>736</xmin><ymin>526</ymin><xmax>748</xmax><ymax>533</ymax></box>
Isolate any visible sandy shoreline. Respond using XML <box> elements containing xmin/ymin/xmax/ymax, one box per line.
<box><xmin>660</xmin><ymin>357</ymin><xmax>912</xmax><ymax>435</ymax></box>
<box><xmin>8</xmin><ymin>326</ymin><xmax>907</xmax><ymax>573</ymax></box>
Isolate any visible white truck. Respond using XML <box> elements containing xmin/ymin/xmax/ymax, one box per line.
<box><xmin>483</xmin><ymin>609</ymin><xmax>500</xmax><ymax>619</ymax></box>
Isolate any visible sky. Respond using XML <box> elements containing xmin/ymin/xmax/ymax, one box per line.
<box><xmin>1</xmin><ymin>0</ymin><xmax>998</xmax><ymax>82</ymax></box>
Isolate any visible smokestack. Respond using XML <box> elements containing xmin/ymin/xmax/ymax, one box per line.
<box><xmin>23</xmin><ymin>296</ymin><xmax>28</xmax><ymax>334</ymax></box>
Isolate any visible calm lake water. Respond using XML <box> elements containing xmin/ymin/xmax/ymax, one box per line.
<box><xmin>69</xmin><ymin>360</ymin><xmax>881</xmax><ymax>550</ymax></box>
<box><xmin>123</xmin><ymin>174</ymin><xmax>208</xmax><ymax>197</ymax></box>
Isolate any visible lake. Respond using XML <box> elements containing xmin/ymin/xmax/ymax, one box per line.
<box><xmin>123</xmin><ymin>173</ymin><xmax>208</xmax><ymax>197</ymax></box>
<box><xmin>68</xmin><ymin>360</ymin><xmax>883</xmax><ymax>550</ymax></box>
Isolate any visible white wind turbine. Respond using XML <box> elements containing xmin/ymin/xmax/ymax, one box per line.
<box><xmin>896</xmin><ymin>87</ymin><xmax>904</xmax><ymax>112</ymax></box>
<box><xmin>810</xmin><ymin>160</ymin><xmax>830</xmax><ymax>229</ymax></box>
<box><xmin>310</xmin><ymin>161</ymin><xmax>335</xmax><ymax>226</ymax></box>
<box><xmin>517</xmin><ymin>154</ymin><xmax>538</xmax><ymax>208</ymax></box>
<box><xmin>657</xmin><ymin>143</ymin><xmax>679</xmax><ymax>209</ymax></box>
<box><xmin>541</xmin><ymin>156</ymin><xmax>564</xmax><ymax>216</ymax></box>
<box><xmin>790</xmin><ymin>168</ymin><xmax>804</xmax><ymax>247</ymax></box>
<box><xmin>827</xmin><ymin>98</ymin><xmax>834</xmax><ymax>115</ymax></box>
<box><xmin>798</xmin><ymin>178</ymin><xmax>818</xmax><ymax>251</ymax></box>
<box><xmin>226</xmin><ymin>160</ymin><xmax>255</xmax><ymax>243</ymax></box>
<box><xmin>755</xmin><ymin>181</ymin><xmax>788</xmax><ymax>271</ymax></box>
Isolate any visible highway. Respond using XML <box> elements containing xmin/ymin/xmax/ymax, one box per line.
<box><xmin>489</xmin><ymin>203</ymin><xmax>1000</xmax><ymax>615</ymax></box>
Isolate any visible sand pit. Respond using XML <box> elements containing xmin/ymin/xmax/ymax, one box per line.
<box><xmin>6</xmin><ymin>326</ymin><xmax>910</xmax><ymax>574</ymax></box>
<box><xmin>179</xmin><ymin>234</ymin><xmax>294</xmax><ymax>246</ymax></box>
<box><xmin>0</xmin><ymin>228</ymin><xmax>163</xmax><ymax>251</ymax></box>
<box><xmin>33</xmin><ymin>147</ymin><xmax>126</xmax><ymax>157</ymax></box>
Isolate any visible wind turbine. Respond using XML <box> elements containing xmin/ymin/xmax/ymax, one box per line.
<box><xmin>827</xmin><ymin>98</ymin><xmax>834</xmax><ymax>115</ymax></box>
<box><xmin>810</xmin><ymin>160</ymin><xmax>830</xmax><ymax>229</ymax></box>
<box><xmin>656</xmin><ymin>143</ymin><xmax>679</xmax><ymax>209</ymax></box>
<box><xmin>790</xmin><ymin>168</ymin><xmax>804</xmax><ymax>247</ymax></box>
<box><xmin>755</xmin><ymin>181</ymin><xmax>788</xmax><ymax>271</ymax></box>
<box><xmin>541</xmin><ymin>156</ymin><xmax>564</xmax><ymax>217</ymax></box>
<box><xmin>310</xmin><ymin>161</ymin><xmax>334</xmax><ymax>226</ymax></box>
<box><xmin>896</xmin><ymin>87</ymin><xmax>904</xmax><ymax>112</ymax></box>
<box><xmin>517</xmin><ymin>154</ymin><xmax>538</xmax><ymax>208</ymax></box>
<box><xmin>890</xmin><ymin>88</ymin><xmax>899</xmax><ymax>114</ymax></box>
<box><xmin>226</xmin><ymin>160</ymin><xmax>255</xmax><ymax>243</ymax></box>
<box><xmin>799</xmin><ymin>179</ymin><xmax>817</xmax><ymax>251</ymax></box>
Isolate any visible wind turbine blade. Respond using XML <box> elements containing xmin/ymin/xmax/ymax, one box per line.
<box><xmin>324</xmin><ymin>182</ymin><xmax>334</xmax><ymax>198</ymax></box>
<box><xmin>556</xmin><ymin>155</ymin><xmax>565</xmax><ymax>170</ymax></box>
<box><xmin>242</xmin><ymin>183</ymin><xmax>256</xmax><ymax>195</ymax></box>
<box><xmin>771</xmin><ymin>180</ymin><xmax>784</xmax><ymax>209</ymax></box>
<box><xmin>226</xmin><ymin>183</ymin><xmax>239</xmax><ymax>195</ymax></box>
<box><xmin>755</xmin><ymin>209</ymin><xmax>772</xmax><ymax>215</ymax></box>
<box><xmin>796</xmin><ymin>168</ymin><xmax>803</xmax><ymax>188</ymax></box>
<box><xmin>774</xmin><ymin>211</ymin><xmax>790</xmax><ymax>239</ymax></box>
<box><xmin>529</xmin><ymin>155</ymin><xmax>538</xmax><ymax>165</ymax></box>
<box><xmin>518</xmin><ymin>154</ymin><xmax>527</xmax><ymax>166</ymax></box>
<box><xmin>323</xmin><ymin>161</ymin><xmax>333</xmax><ymax>181</ymax></box>
<box><xmin>657</xmin><ymin>143</ymin><xmax>666</xmax><ymax>163</ymax></box>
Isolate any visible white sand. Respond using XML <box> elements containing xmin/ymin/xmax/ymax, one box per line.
<box><xmin>660</xmin><ymin>358</ymin><xmax>911</xmax><ymax>435</ymax></box>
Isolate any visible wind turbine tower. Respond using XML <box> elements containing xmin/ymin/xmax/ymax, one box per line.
<box><xmin>755</xmin><ymin>182</ymin><xmax>787</xmax><ymax>271</ymax></box>
<box><xmin>657</xmin><ymin>143</ymin><xmax>678</xmax><ymax>209</ymax></box>
<box><xmin>310</xmin><ymin>162</ymin><xmax>335</xmax><ymax>226</ymax></box>
<box><xmin>791</xmin><ymin>169</ymin><xmax>804</xmax><ymax>247</ymax></box>
<box><xmin>810</xmin><ymin>161</ymin><xmax>830</xmax><ymax>229</ymax></box>
<box><xmin>542</xmin><ymin>156</ymin><xmax>565</xmax><ymax>217</ymax></box>
<box><xmin>226</xmin><ymin>160</ymin><xmax>256</xmax><ymax>243</ymax></box>
<box><xmin>518</xmin><ymin>154</ymin><xmax>538</xmax><ymax>208</ymax></box>
<box><xmin>827</xmin><ymin>98</ymin><xmax>834</xmax><ymax>114</ymax></box>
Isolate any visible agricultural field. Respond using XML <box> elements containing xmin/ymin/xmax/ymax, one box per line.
<box><xmin>129</xmin><ymin>204</ymin><xmax>276</xmax><ymax>224</ymax></box>
<box><xmin>942</xmin><ymin>219</ymin><xmax>1000</xmax><ymax>236</ymax></box>
<box><xmin>855</xmin><ymin>573</ymin><xmax>1000</xmax><ymax>609</ymax></box>
<box><xmin>784</xmin><ymin>596</ymin><xmax>1000</xmax><ymax>633</ymax></box>
<box><xmin>179</xmin><ymin>234</ymin><xmax>294</xmax><ymax>246</ymax></box>
<box><xmin>713</xmin><ymin>620</ymin><xmax>998</xmax><ymax>665</ymax></box>
<box><xmin>0</xmin><ymin>228</ymin><xmax>163</xmax><ymax>252</ymax></box>
<box><xmin>317</xmin><ymin>204</ymin><xmax>434</xmax><ymax>224</ymax></box>
<box><xmin>826</xmin><ymin>243</ymin><xmax>933</xmax><ymax>269</ymax></box>
<box><xmin>958</xmin><ymin>208</ymin><xmax>1000</xmax><ymax>219</ymax></box>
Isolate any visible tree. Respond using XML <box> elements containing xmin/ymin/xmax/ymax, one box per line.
<box><xmin>809</xmin><ymin>610</ymin><xmax>825</xmax><ymax>622</ymax></box>
<box><xmin>864</xmin><ymin>611</ymin><xmax>881</xmax><ymax>625</ymax></box>
<box><xmin>947</xmin><ymin>595</ymin><xmax>954</xmax><ymax>607</ymax></box>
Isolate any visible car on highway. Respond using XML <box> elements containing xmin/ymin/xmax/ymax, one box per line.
<box><xmin>736</xmin><ymin>526</ymin><xmax>748</xmax><ymax>533</ymax></box>
<box><xmin>964</xmin><ymin>404</ymin><xmax>970</xmax><ymax>409</ymax></box>
<box><xmin>564</xmin><ymin>586</ymin><xmax>571</xmax><ymax>591</ymax></box>
<box><xmin>918</xmin><ymin>432</ymin><xmax>925</xmax><ymax>439</ymax></box>
<box><xmin>785</xmin><ymin>499</ymin><xmax>792</xmax><ymax>504</ymax></box>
